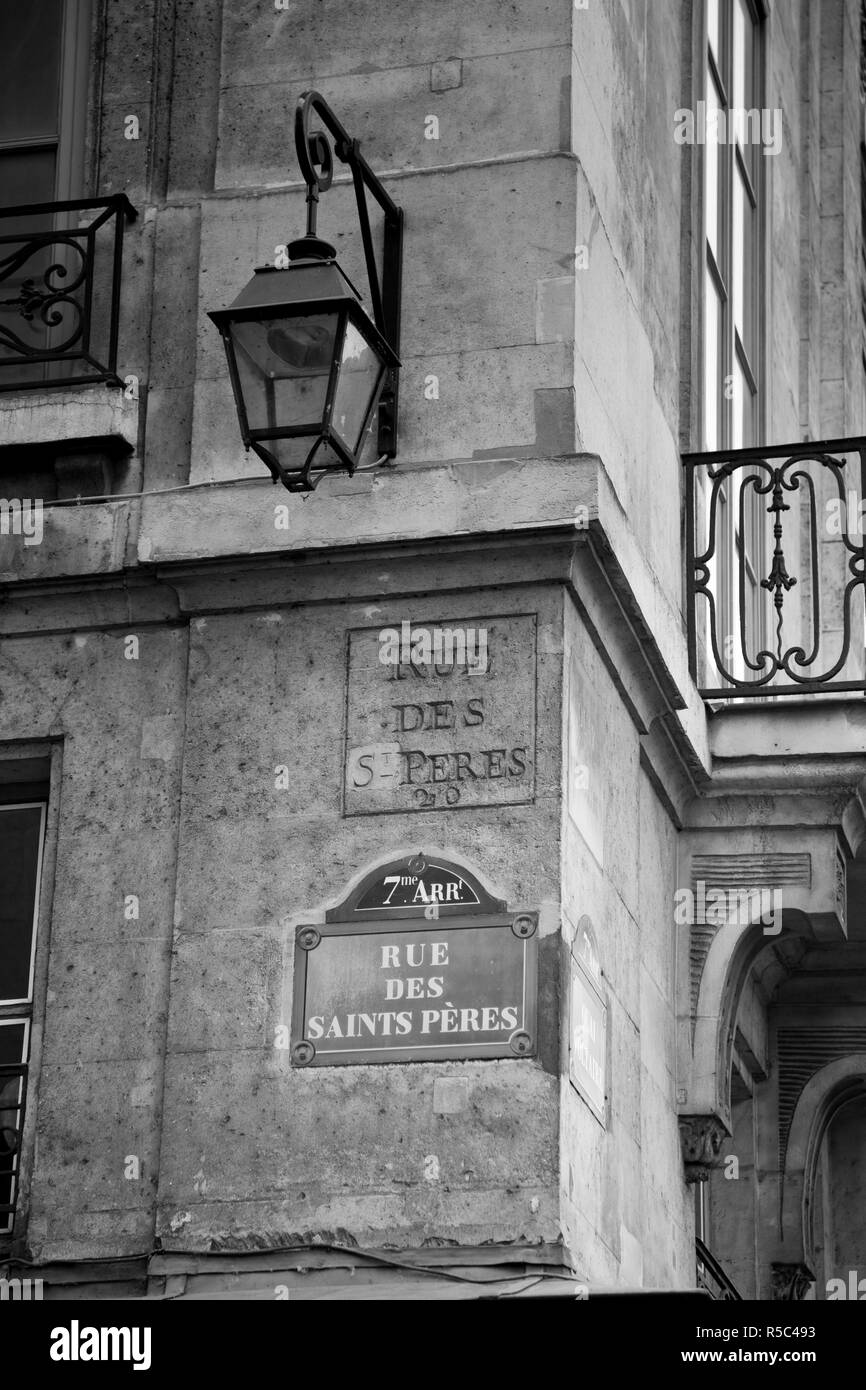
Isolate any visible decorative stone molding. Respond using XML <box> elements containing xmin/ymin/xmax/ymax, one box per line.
<box><xmin>678</xmin><ymin>817</ymin><xmax>857</xmax><ymax>1133</ymax></box>
<box><xmin>691</xmin><ymin>852</ymin><xmax>812</xmax><ymax>894</ymax></box>
<box><xmin>678</xmin><ymin>1114</ymin><xmax>729</xmax><ymax>1183</ymax></box>
<box><xmin>771</xmin><ymin>1263</ymin><xmax>815</xmax><ymax>1301</ymax></box>
<box><xmin>686</xmin><ymin>853</ymin><xmax>812</xmax><ymax>1015</ymax></box>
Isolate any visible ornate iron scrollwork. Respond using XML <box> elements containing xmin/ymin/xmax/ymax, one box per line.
<box><xmin>684</xmin><ymin>441</ymin><xmax>866</xmax><ymax>697</ymax></box>
<box><xmin>0</xmin><ymin>236</ymin><xmax>87</xmax><ymax>356</ymax></box>
<box><xmin>0</xmin><ymin>195</ymin><xmax>136</xmax><ymax>391</ymax></box>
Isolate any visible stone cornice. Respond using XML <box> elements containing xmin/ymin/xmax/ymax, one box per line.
<box><xmin>1</xmin><ymin>455</ymin><xmax>714</xmax><ymax>802</ymax></box>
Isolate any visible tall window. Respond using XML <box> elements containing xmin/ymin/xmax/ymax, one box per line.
<box><xmin>0</xmin><ymin>0</ymin><xmax>90</xmax><ymax>213</ymax></box>
<box><xmin>0</xmin><ymin>804</ymin><xmax>46</xmax><ymax>1236</ymax></box>
<box><xmin>704</xmin><ymin>0</ymin><xmax>767</xmax><ymax>681</ymax></box>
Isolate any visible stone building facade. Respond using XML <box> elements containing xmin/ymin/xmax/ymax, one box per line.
<box><xmin>1</xmin><ymin>0</ymin><xmax>865</xmax><ymax>1301</ymax></box>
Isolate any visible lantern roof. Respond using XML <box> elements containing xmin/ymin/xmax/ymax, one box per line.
<box><xmin>208</xmin><ymin>237</ymin><xmax>399</xmax><ymax>368</ymax></box>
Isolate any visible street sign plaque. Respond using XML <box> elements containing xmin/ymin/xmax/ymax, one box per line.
<box><xmin>292</xmin><ymin>855</ymin><xmax>537</xmax><ymax>1066</ymax></box>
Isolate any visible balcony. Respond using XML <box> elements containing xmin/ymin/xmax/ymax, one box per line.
<box><xmin>0</xmin><ymin>196</ymin><xmax>136</xmax><ymax>393</ymax></box>
<box><xmin>683</xmin><ymin>438</ymin><xmax>866</xmax><ymax>700</ymax></box>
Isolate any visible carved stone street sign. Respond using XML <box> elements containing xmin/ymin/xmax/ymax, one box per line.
<box><xmin>343</xmin><ymin>614</ymin><xmax>536</xmax><ymax>815</ymax></box>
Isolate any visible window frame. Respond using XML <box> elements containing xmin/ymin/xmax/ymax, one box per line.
<box><xmin>0</xmin><ymin>0</ymin><xmax>92</xmax><ymax>208</ymax></box>
<box><xmin>0</xmin><ymin>754</ymin><xmax>56</xmax><ymax>1249</ymax></box>
<box><xmin>0</xmin><ymin>799</ymin><xmax>47</xmax><ymax>1238</ymax></box>
<box><xmin>703</xmin><ymin>0</ymin><xmax>767</xmax><ymax>456</ymax></box>
<box><xmin>701</xmin><ymin>0</ymin><xmax>770</xmax><ymax>686</ymax></box>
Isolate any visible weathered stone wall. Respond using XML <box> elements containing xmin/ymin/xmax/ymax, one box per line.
<box><xmin>560</xmin><ymin>596</ymin><xmax>692</xmax><ymax>1288</ymax></box>
<box><xmin>0</xmin><ymin>628</ymin><xmax>184</xmax><ymax>1261</ymax></box>
<box><xmin>570</xmin><ymin>0</ymin><xmax>685</xmax><ymax>611</ymax></box>
<box><xmin>154</xmin><ymin>575</ymin><xmax>565</xmax><ymax>1253</ymax></box>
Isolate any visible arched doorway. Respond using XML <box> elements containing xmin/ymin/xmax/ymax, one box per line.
<box><xmin>810</xmin><ymin>1091</ymin><xmax>866</xmax><ymax>1298</ymax></box>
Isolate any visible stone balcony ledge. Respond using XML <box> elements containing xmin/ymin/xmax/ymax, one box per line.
<box><xmin>0</xmin><ymin>384</ymin><xmax>137</xmax><ymax>453</ymax></box>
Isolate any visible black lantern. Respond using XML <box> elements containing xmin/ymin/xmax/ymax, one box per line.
<box><xmin>208</xmin><ymin>93</ymin><xmax>403</xmax><ymax>493</ymax></box>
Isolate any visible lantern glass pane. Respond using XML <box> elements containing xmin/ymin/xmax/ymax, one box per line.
<box><xmin>330</xmin><ymin>319</ymin><xmax>385</xmax><ymax>453</ymax></box>
<box><xmin>230</xmin><ymin>313</ymin><xmax>339</xmax><ymax>432</ymax></box>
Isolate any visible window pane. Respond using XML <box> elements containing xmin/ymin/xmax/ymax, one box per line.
<box><xmin>731</xmin><ymin>355</ymin><xmax>744</xmax><ymax>449</ymax></box>
<box><xmin>0</xmin><ymin>1022</ymin><xmax>27</xmax><ymax>1067</ymax></box>
<box><xmin>230</xmin><ymin>314</ymin><xmax>339</xmax><ymax>434</ymax></box>
<box><xmin>734</xmin><ymin>0</ymin><xmax>758</xmax><ymax>180</ymax></box>
<box><xmin>331</xmin><ymin>321</ymin><xmax>385</xmax><ymax>453</ymax></box>
<box><xmin>0</xmin><ymin>0</ymin><xmax>63</xmax><ymax>143</ymax></box>
<box><xmin>708</xmin><ymin>0</ymin><xmax>720</xmax><ymax>64</ymax></box>
<box><xmin>736</xmin><ymin>0</ymin><xmax>755</xmax><ymax>104</ymax></box>
<box><xmin>733</xmin><ymin>0</ymin><xmax>746</xmax><ymax>114</ymax></box>
<box><xmin>0</xmin><ymin>805</ymin><xmax>44</xmax><ymax>1003</ymax></box>
<box><xmin>736</xmin><ymin>161</ymin><xmax>757</xmax><ymax>362</ymax></box>
<box><xmin>0</xmin><ymin>0</ymin><xmax>63</xmax><ymax>145</ymax></box>
<box><xmin>704</xmin><ymin>266</ymin><xmax>722</xmax><ymax>450</ymax></box>
<box><xmin>705</xmin><ymin>74</ymin><xmax>723</xmax><ymax>262</ymax></box>
<box><xmin>0</xmin><ymin>148</ymin><xmax>57</xmax><ymax>218</ymax></box>
<box><xmin>733</xmin><ymin>162</ymin><xmax>745</xmax><ymax>336</ymax></box>
<box><xmin>732</xmin><ymin>352</ymin><xmax>755</xmax><ymax>449</ymax></box>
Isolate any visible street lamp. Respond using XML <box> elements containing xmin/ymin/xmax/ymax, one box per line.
<box><xmin>208</xmin><ymin>92</ymin><xmax>403</xmax><ymax>493</ymax></box>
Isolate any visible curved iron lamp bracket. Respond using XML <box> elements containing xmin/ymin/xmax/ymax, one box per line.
<box><xmin>295</xmin><ymin>91</ymin><xmax>403</xmax><ymax>457</ymax></box>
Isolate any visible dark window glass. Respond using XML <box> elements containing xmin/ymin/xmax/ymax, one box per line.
<box><xmin>0</xmin><ymin>149</ymin><xmax>57</xmax><ymax>212</ymax></box>
<box><xmin>0</xmin><ymin>0</ymin><xmax>63</xmax><ymax>144</ymax></box>
<box><xmin>0</xmin><ymin>1023</ymin><xmax>26</xmax><ymax>1067</ymax></box>
<box><xmin>0</xmin><ymin>806</ymin><xmax>44</xmax><ymax>1003</ymax></box>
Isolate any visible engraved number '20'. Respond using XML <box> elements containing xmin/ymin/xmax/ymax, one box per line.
<box><xmin>414</xmin><ymin>786</ymin><xmax>461</xmax><ymax>808</ymax></box>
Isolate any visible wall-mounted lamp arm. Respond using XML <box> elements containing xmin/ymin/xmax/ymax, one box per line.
<box><xmin>294</xmin><ymin>91</ymin><xmax>402</xmax><ymax>354</ymax></box>
<box><xmin>294</xmin><ymin>91</ymin><xmax>402</xmax><ymax>456</ymax></box>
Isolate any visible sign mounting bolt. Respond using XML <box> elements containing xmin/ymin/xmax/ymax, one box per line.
<box><xmin>512</xmin><ymin>915</ymin><xmax>537</xmax><ymax>939</ymax></box>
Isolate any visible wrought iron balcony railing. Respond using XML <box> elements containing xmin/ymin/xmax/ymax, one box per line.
<box><xmin>0</xmin><ymin>1060</ymin><xmax>27</xmax><ymax>1236</ymax></box>
<box><xmin>0</xmin><ymin>195</ymin><xmax>136</xmax><ymax>392</ymax></box>
<box><xmin>696</xmin><ymin>1237</ymin><xmax>742</xmax><ymax>1300</ymax></box>
<box><xmin>683</xmin><ymin>438</ymin><xmax>866</xmax><ymax>699</ymax></box>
